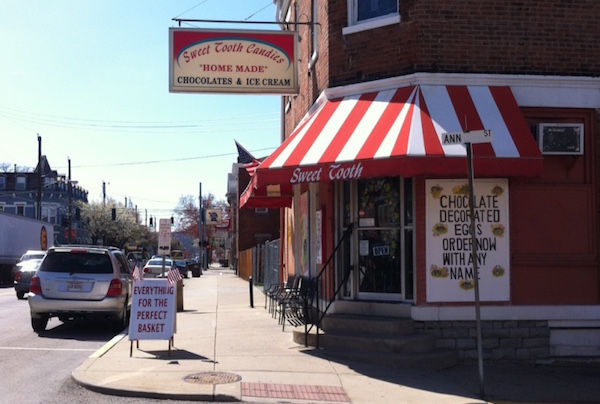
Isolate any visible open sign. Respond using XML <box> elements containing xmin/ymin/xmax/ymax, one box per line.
<box><xmin>372</xmin><ymin>245</ymin><xmax>389</xmax><ymax>257</ymax></box>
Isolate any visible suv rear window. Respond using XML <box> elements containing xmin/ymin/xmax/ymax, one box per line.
<box><xmin>40</xmin><ymin>252</ymin><xmax>113</xmax><ymax>274</ymax></box>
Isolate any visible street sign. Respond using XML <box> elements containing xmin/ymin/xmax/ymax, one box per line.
<box><xmin>442</xmin><ymin>129</ymin><xmax>492</xmax><ymax>145</ymax></box>
<box><xmin>441</xmin><ymin>128</ymin><xmax>493</xmax><ymax>398</ymax></box>
<box><xmin>158</xmin><ymin>218</ymin><xmax>171</xmax><ymax>256</ymax></box>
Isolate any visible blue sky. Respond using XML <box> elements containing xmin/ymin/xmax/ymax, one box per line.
<box><xmin>0</xmin><ymin>0</ymin><xmax>281</xmax><ymax>222</ymax></box>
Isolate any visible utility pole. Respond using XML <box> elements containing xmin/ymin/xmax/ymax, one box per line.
<box><xmin>102</xmin><ymin>181</ymin><xmax>106</xmax><ymax>206</ymax></box>
<box><xmin>68</xmin><ymin>158</ymin><xmax>72</xmax><ymax>244</ymax></box>
<box><xmin>37</xmin><ymin>134</ymin><xmax>42</xmax><ymax>220</ymax></box>
<box><xmin>199</xmin><ymin>183</ymin><xmax>204</xmax><ymax>269</ymax></box>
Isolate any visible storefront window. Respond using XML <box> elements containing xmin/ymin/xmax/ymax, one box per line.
<box><xmin>343</xmin><ymin>182</ymin><xmax>352</xmax><ymax>228</ymax></box>
<box><xmin>404</xmin><ymin>228</ymin><xmax>414</xmax><ymax>299</ymax></box>
<box><xmin>404</xmin><ymin>177</ymin><xmax>413</xmax><ymax>226</ymax></box>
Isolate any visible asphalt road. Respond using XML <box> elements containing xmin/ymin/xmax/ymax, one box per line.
<box><xmin>0</xmin><ymin>285</ymin><xmax>211</xmax><ymax>404</ymax></box>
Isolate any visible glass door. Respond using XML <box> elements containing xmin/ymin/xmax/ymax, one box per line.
<box><xmin>356</xmin><ymin>178</ymin><xmax>401</xmax><ymax>300</ymax></box>
<box><xmin>335</xmin><ymin>177</ymin><xmax>414</xmax><ymax>301</ymax></box>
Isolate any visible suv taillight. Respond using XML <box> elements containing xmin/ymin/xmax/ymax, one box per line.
<box><xmin>30</xmin><ymin>276</ymin><xmax>42</xmax><ymax>294</ymax></box>
<box><xmin>107</xmin><ymin>278</ymin><xmax>123</xmax><ymax>297</ymax></box>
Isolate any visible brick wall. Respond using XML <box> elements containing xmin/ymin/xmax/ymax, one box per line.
<box><xmin>285</xmin><ymin>0</ymin><xmax>600</xmax><ymax>136</ymax></box>
<box><xmin>326</xmin><ymin>0</ymin><xmax>600</xmax><ymax>87</ymax></box>
<box><xmin>416</xmin><ymin>320</ymin><xmax>551</xmax><ymax>362</ymax></box>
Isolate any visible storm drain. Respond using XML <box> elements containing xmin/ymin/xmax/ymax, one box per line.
<box><xmin>183</xmin><ymin>372</ymin><xmax>242</xmax><ymax>385</ymax></box>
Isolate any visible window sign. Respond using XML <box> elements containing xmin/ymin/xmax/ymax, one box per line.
<box><xmin>425</xmin><ymin>179</ymin><xmax>510</xmax><ymax>302</ymax></box>
<box><xmin>315</xmin><ymin>210</ymin><xmax>322</xmax><ymax>264</ymax></box>
<box><xmin>359</xmin><ymin>240</ymin><xmax>369</xmax><ymax>256</ymax></box>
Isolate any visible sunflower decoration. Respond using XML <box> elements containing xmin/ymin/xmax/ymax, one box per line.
<box><xmin>452</xmin><ymin>184</ymin><xmax>470</xmax><ymax>195</ymax></box>
<box><xmin>491</xmin><ymin>185</ymin><xmax>504</xmax><ymax>196</ymax></box>
<box><xmin>430</xmin><ymin>264</ymin><xmax>449</xmax><ymax>278</ymax></box>
<box><xmin>491</xmin><ymin>224</ymin><xmax>505</xmax><ymax>237</ymax></box>
<box><xmin>430</xmin><ymin>185</ymin><xmax>443</xmax><ymax>199</ymax></box>
<box><xmin>459</xmin><ymin>279</ymin><xmax>475</xmax><ymax>290</ymax></box>
<box><xmin>432</xmin><ymin>223</ymin><xmax>448</xmax><ymax>236</ymax></box>
<box><xmin>492</xmin><ymin>265</ymin><xmax>505</xmax><ymax>277</ymax></box>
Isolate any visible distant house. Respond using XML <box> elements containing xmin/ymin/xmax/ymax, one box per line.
<box><xmin>0</xmin><ymin>156</ymin><xmax>90</xmax><ymax>244</ymax></box>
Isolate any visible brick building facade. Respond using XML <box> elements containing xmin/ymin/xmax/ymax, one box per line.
<box><xmin>240</xmin><ymin>0</ymin><xmax>600</xmax><ymax>361</ymax></box>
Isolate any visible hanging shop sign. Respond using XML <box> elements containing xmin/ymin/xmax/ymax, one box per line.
<box><xmin>205</xmin><ymin>209</ymin><xmax>222</xmax><ymax>225</ymax></box>
<box><xmin>169</xmin><ymin>28</ymin><xmax>299</xmax><ymax>94</ymax></box>
<box><xmin>425</xmin><ymin>179</ymin><xmax>510</xmax><ymax>302</ymax></box>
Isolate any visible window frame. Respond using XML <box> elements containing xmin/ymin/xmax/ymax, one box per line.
<box><xmin>15</xmin><ymin>176</ymin><xmax>26</xmax><ymax>191</ymax></box>
<box><xmin>343</xmin><ymin>0</ymin><xmax>400</xmax><ymax>36</ymax></box>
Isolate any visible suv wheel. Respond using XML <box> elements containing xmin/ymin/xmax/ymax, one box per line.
<box><xmin>16</xmin><ymin>291</ymin><xmax>25</xmax><ymax>300</ymax></box>
<box><xmin>112</xmin><ymin>303</ymin><xmax>129</xmax><ymax>332</ymax></box>
<box><xmin>31</xmin><ymin>314</ymin><xmax>49</xmax><ymax>333</ymax></box>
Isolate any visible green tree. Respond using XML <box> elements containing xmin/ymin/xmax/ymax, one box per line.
<box><xmin>78</xmin><ymin>199</ymin><xmax>156</xmax><ymax>250</ymax></box>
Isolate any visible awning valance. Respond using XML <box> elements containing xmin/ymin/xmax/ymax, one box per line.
<box><xmin>240</xmin><ymin>181</ymin><xmax>292</xmax><ymax>209</ymax></box>
<box><xmin>245</xmin><ymin>84</ymin><xmax>543</xmax><ymax>194</ymax></box>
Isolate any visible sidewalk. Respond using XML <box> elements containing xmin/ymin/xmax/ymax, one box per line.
<box><xmin>73</xmin><ymin>265</ymin><xmax>600</xmax><ymax>403</ymax></box>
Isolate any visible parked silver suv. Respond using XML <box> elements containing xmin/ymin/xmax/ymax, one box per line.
<box><xmin>28</xmin><ymin>245</ymin><xmax>133</xmax><ymax>333</ymax></box>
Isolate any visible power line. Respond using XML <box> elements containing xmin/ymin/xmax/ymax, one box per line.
<box><xmin>173</xmin><ymin>0</ymin><xmax>212</xmax><ymax>19</ymax></box>
<box><xmin>245</xmin><ymin>2</ymin><xmax>274</xmax><ymax>21</ymax></box>
<box><xmin>0</xmin><ymin>106</ymin><xmax>279</xmax><ymax>133</ymax></box>
<box><xmin>66</xmin><ymin>147</ymin><xmax>275</xmax><ymax>169</ymax></box>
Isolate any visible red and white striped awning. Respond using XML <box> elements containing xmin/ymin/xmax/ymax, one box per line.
<box><xmin>243</xmin><ymin>85</ymin><xmax>543</xmax><ymax>199</ymax></box>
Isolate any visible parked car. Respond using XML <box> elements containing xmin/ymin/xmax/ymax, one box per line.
<box><xmin>11</xmin><ymin>250</ymin><xmax>46</xmax><ymax>278</ymax></box>
<box><xmin>173</xmin><ymin>259</ymin><xmax>189</xmax><ymax>278</ymax></box>
<box><xmin>28</xmin><ymin>245</ymin><xmax>133</xmax><ymax>333</ymax></box>
<box><xmin>126</xmin><ymin>251</ymin><xmax>149</xmax><ymax>269</ymax></box>
<box><xmin>13</xmin><ymin>258</ymin><xmax>42</xmax><ymax>299</ymax></box>
<box><xmin>142</xmin><ymin>258</ymin><xmax>174</xmax><ymax>278</ymax></box>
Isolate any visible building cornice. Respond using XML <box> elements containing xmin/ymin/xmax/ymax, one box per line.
<box><xmin>323</xmin><ymin>73</ymin><xmax>600</xmax><ymax>108</ymax></box>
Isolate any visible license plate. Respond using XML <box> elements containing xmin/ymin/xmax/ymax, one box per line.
<box><xmin>66</xmin><ymin>281</ymin><xmax>83</xmax><ymax>292</ymax></box>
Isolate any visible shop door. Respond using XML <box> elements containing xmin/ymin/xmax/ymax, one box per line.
<box><xmin>352</xmin><ymin>177</ymin><xmax>414</xmax><ymax>301</ymax></box>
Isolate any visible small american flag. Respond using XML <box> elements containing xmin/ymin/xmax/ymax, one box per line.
<box><xmin>235</xmin><ymin>140</ymin><xmax>256</xmax><ymax>164</ymax></box>
<box><xmin>244</xmin><ymin>159</ymin><xmax>262</xmax><ymax>175</ymax></box>
<box><xmin>235</xmin><ymin>140</ymin><xmax>263</xmax><ymax>175</ymax></box>
<box><xmin>167</xmin><ymin>266</ymin><xmax>183</xmax><ymax>285</ymax></box>
<box><xmin>132</xmin><ymin>266</ymin><xmax>143</xmax><ymax>282</ymax></box>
